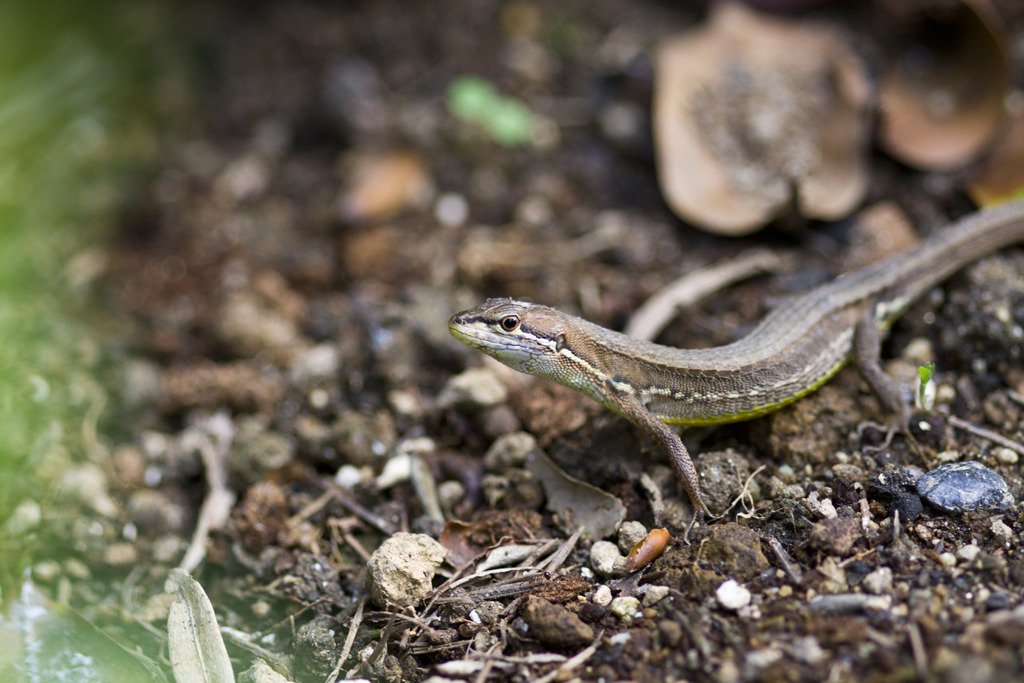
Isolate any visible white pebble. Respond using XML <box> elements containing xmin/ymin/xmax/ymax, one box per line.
<box><xmin>592</xmin><ymin>584</ymin><xmax>613</xmax><ymax>607</ymax></box>
<box><xmin>434</xmin><ymin>193</ymin><xmax>469</xmax><ymax>227</ymax></box>
<box><xmin>993</xmin><ymin>447</ymin><xmax>1018</xmax><ymax>465</ymax></box>
<box><xmin>716</xmin><ymin>580</ymin><xmax>752</xmax><ymax>610</ymax></box>
<box><xmin>589</xmin><ymin>541</ymin><xmax>622</xmax><ymax>578</ymax></box>
<box><xmin>334</xmin><ymin>464</ymin><xmax>364</xmax><ymax>489</ymax></box>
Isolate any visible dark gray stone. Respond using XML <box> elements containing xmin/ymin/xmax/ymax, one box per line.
<box><xmin>916</xmin><ymin>461</ymin><xmax>1014</xmax><ymax>514</ymax></box>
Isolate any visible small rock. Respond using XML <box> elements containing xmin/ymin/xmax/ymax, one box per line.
<box><xmin>609</xmin><ymin>596</ymin><xmax>642</xmax><ymax>620</ymax></box>
<box><xmin>993</xmin><ymin>447</ymin><xmax>1019</xmax><ymax>465</ymax></box>
<box><xmin>334</xmin><ymin>464</ymin><xmax>365</xmax><ymax>489</ymax></box>
<box><xmin>365</xmin><ymin>532</ymin><xmax>447</xmax><ymax>608</ymax></box>
<box><xmin>791</xmin><ymin>635</ymin><xmax>825</xmax><ymax>665</ymax></box>
<box><xmin>617</xmin><ymin>521</ymin><xmax>648</xmax><ymax>554</ymax></box>
<box><xmin>716</xmin><ymin>579</ymin><xmax>752</xmax><ymax>610</ymax></box>
<box><xmin>938</xmin><ymin>552</ymin><xmax>957</xmax><ymax>568</ymax></box>
<box><xmin>520</xmin><ymin>597</ymin><xmax>594</xmax><ymax>649</ymax></box>
<box><xmin>482</xmin><ymin>432</ymin><xmax>539</xmax><ymax>472</ymax></box>
<box><xmin>437</xmin><ymin>368</ymin><xmax>508</xmax><ymax>410</ymax></box>
<box><xmin>986</xmin><ymin>592</ymin><xmax>1013</xmax><ymax>612</ymax></box>
<box><xmin>809</xmin><ymin>516</ymin><xmax>861</xmax><ymax>556</ymax></box>
<box><xmin>469</xmin><ymin>601</ymin><xmax>503</xmax><ymax>625</ymax></box>
<box><xmin>289</xmin><ymin>343</ymin><xmax>341</xmax><ymax>385</ymax></box>
<box><xmin>590</xmin><ymin>541</ymin><xmax>624</xmax><ymax>578</ymax></box>
<box><xmin>239</xmin><ymin>659</ymin><xmax>296</xmax><ymax>683</ymax></box>
<box><xmin>437</xmin><ymin>480</ymin><xmax>466</xmax><ymax>511</ymax></box>
<box><xmin>694</xmin><ymin>449</ymin><xmax>759</xmax><ymax>513</ymax></box>
<box><xmin>376</xmin><ymin>453</ymin><xmax>415</xmax><ymax>489</ymax></box>
<box><xmin>957</xmin><ymin>543</ymin><xmax>982</xmax><ymax>563</ymax></box>
<box><xmin>991</xmin><ymin>516</ymin><xmax>1014</xmax><ymax>540</ymax></box>
<box><xmin>337</xmin><ymin>150</ymin><xmax>433</xmax><ymax>223</ymax></box>
<box><xmin>333</xmin><ymin>410</ymin><xmax>397</xmax><ymax>468</ymax></box>
<box><xmin>703</xmin><ymin>523</ymin><xmax>770</xmax><ymax>581</ymax></box>
<box><xmin>916</xmin><ymin>461</ymin><xmax>1014</xmax><ymax>513</ymax></box>
<box><xmin>862</xmin><ymin>567</ymin><xmax>893</xmax><ymax>595</ymax></box>
<box><xmin>806</xmin><ymin>491</ymin><xmax>838</xmax><ymax>519</ymax></box>
<box><xmin>592</xmin><ymin>584</ymin><xmax>613</xmax><ymax>607</ymax></box>
<box><xmin>867</xmin><ymin>466</ymin><xmax>923</xmax><ymax>522</ymax></box>
<box><xmin>642</xmin><ymin>585</ymin><xmax>671</xmax><ymax>606</ymax></box>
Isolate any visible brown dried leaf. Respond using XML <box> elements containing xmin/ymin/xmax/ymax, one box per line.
<box><xmin>527</xmin><ymin>449</ymin><xmax>625</xmax><ymax>539</ymax></box>
<box><xmin>878</xmin><ymin>0</ymin><xmax>1009</xmax><ymax>170</ymax></box>
<box><xmin>654</xmin><ymin>1</ymin><xmax>871</xmax><ymax>235</ymax></box>
<box><xmin>337</xmin><ymin>150</ymin><xmax>433</xmax><ymax>222</ymax></box>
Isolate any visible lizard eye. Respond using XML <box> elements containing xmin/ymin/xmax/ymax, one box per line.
<box><xmin>499</xmin><ymin>315</ymin><xmax>520</xmax><ymax>332</ymax></box>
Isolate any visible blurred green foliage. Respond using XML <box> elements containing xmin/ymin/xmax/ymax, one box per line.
<box><xmin>447</xmin><ymin>75</ymin><xmax>535</xmax><ymax>147</ymax></box>
<box><xmin>0</xmin><ymin>0</ymin><xmax>179</xmax><ymax>594</ymax></box>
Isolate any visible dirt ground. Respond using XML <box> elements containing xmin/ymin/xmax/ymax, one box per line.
<box><xmin>23</xmin><ymin>1</ymin><xmax>1024</xmax><ymax>681</ymax></box>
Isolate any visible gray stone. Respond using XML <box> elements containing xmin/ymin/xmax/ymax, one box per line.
<box><xmin>916</xmin><ymin>461</ymin><xmax>1014</xmax><ymax>513</ymax></box>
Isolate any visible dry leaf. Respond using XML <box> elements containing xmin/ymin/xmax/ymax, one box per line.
<box><xmin>337</xmin><ymin>150</ymin><xmax>433</xmax><ymax>222</ymax></box>
<box><xmin>166</xmin><ymin>569</ymin><xmax>235</xmax><ymax>683</ymax></box>
<box><xmin>654</xmin><ymin>1</ymin><xmax>871</xmax><ymax>235</ymax></box>
<box><xmin>878</xmin><ymin>0</ymin><xmax>1009</xmax><ymax>170</ymax></box>
<box><xmin>527</xmin><ymin>449</ymin><xmax>625</xmax><ymax>539</ymax></box>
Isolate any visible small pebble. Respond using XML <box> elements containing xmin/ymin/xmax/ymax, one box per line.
<box><xmin>437</xmin><ymin>480</ymin><xmax>466</xmax><ymax>510</ymax></box>
<box><xmin>437</xmin><ymin>368</ymin><xmax>508</xmax><ymax>410</ymax></box>
<box><xmin>916</xmin><ymin>461</ymin><xmax>1014</xmax><ymax>513</ymax></box>
<box><xmin>609</xmin><ymin>596</ymin><xmax>642</xmax><ymax>621</ymax></box>
<box><xmin>520</xmin><ymin>597</ymin><xmax>594</xmax><ymax>648</ymax></box>
<box><xmin>861</xmin><ymin>567</ymin><xmax>893</xmax><ymax>595</ymax></box>
<box><xmin>228</xmin><ymin>418</ymin><xmax>295</xmax><ymax>487</ymax></box>
<box><xmin>716</xmin><ymin>580</ymin><xmax>752</xmax><ymax>611</ymax></box>
<box><xmin>617</xmin><ymin>521</ymin><xmax>648</xmax><ymax>554</ymax></box>
<box><xmin>791</xmin><ymin>636</ymin><xmax>825</xmax><ymax>665</ymax></box>
<box><xmin>957</xmin><ymin>543</ymin><xmax>981</xmax><ymax>563</ymax></box>
<box><xmin>993</xmin><ymin>447</ymin><xmax>1019</xmax><ymax>465</ymax></box>
<box><xmin>590</xmin><ymin>541</ymin><xmax>623</xmax><ymax>578</ymax></box>
<box><xmin>938</xmin><ymin>552</ymin><xmax>957</xmax><ymax>568</ymax></box>
<box><xmin>592</xmin><ymin>584</ymin><xmax>613</xmax><ymax>607</ymax></box>
<box><xmin>642</xmin><ymin>585</ymin><xmax>670</xmax><ymax>607</ymax></box>
<box><xmin>334</xmin><ymin>464</ymin><xmax>364</xmax><ymax>489</ymax></box>
<box><xmin>469</xmin><ymin>601</ymin><xmax>502</xmax><ymax>625</ymax></box>
<box><xmin>991</xmin><ymin>516</ymin><xmax>1014</xmax><ymax>540</ymax></box>
<box><xmin>986</xmin><ymin>592</ymin><xmax>1012</xmax><ymax>611</ymax></box>
<box><xmin>482</xmin><ymin>432</ymin><xmax>539</xmax><ymax>472</ymax></box>
<box><xmin>434</xmin><ymin>192</ymin><xmax>469</xmax><ymax>227</ymax></box>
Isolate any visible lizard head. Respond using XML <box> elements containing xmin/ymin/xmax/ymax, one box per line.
<box><xmin>448</xmin><ymin>298</ymin><xmax>572</xmax><ymax>376</ymax></box>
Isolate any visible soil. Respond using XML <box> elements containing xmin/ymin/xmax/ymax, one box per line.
<box><xmin>25</xmin><ymin>1</ymin><xmax>1024</xmax><ymax>682</ymax></box>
